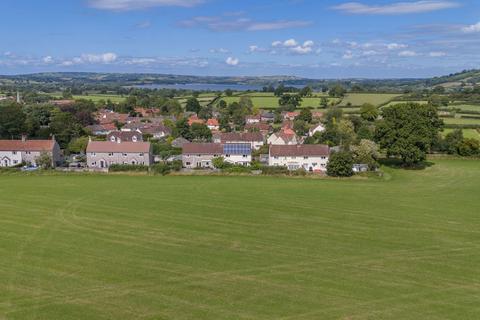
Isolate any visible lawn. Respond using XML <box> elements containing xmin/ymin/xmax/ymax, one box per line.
<box><xmin>338</xmin><ymin>93</ymin><xmax>400</xmax><ymax>107</ymax></box>
<box><xmin>1</xmin><ymin>160</ymin><xmax>480</xmax><ymax>319</ymax></box>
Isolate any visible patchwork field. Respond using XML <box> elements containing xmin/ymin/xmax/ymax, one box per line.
<box><xmin>221</xmin><ymin>95</ymin><xmax>339</xmax><ymax>109</ymax></box>
<box><xmin>443</xmin><ymin>117</ymin><xmax>480</xmax><ymax>125</ymax></box>
<box><xmin>338</xmin><ymin>93</ymin><xmax>400</xmax><ymax>107</ymax></box>
<box><xmin>1</xmin><ymin>159</ymin><xmax>480</xmax><ymax>319</ymax></box>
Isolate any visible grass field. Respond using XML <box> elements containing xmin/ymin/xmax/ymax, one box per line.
<box><xmin>383</xmin><ymin>100</ymin><xmax>429</xmax><ymax>108</ymax></box>
<box><xmin>442</xmin><ymin>128</ymin><xmax>480</xmax><ymax>139</ymax></box>
<box><xmin>51</xmin><ymin>93</ymin><xmax>126</xmax><ymax>103</ymax></box>
<box><xmin>338</xmin><ymin>93</ymin><xmax>400</xmax><ymax>107</ymax></box>
<box><xmin>1</xmin><ymin>160</ymin><xmax>480</xmax><ymax>319</ymax></box>
<box><xmin>449</xmin><ymin>104</ymin><xmax>480</xmax><ymax>112</ymax></box>
<box><xmin>221</xmin><ymin>95</ymin><xmax>339</xmax><ymax>109</ymax></box>
<box><xmin>443</xmin><ymin>117</ymin><xmax>480</xmax><ymax>125</ymax></box>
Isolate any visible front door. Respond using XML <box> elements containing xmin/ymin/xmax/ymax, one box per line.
<box><xmin>3</xmin><ymin>159</ymin><xmax>8</xmax><ymax>167</ymax></box>
<box><xmin>100</xmin><ymin>160</ymin><xmax>105</xmax><ymax>168</ymax></box>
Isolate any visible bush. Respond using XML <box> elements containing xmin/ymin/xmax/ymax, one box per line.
<box><xmin>327</xmin><ymin>151</ymin><xmax>354</xmax><ymax>177</ymax></box>
<box><xmin>151</xmin><ymin>163</ymin><xmax>171</xmax><ymax>175</ymax></box>
<box><xmin>261</xmin><ymin>165</ymin><xmax>289</xmax><ymax>175</ymax></box>
<box><xmin>109</xmin><ymin>164</ymin><xmax>149</xmax><ymax>172</ymax></box>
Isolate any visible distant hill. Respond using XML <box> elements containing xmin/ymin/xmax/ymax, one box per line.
<box><xmin>0</xmin><ymin>70</ymin><xmax>478</xmax><ymax>91</ymax></box>
<box><xmin>427</xmin><ymin>69</ymin><xmax>480</xmax><ymax>88</ymax></box>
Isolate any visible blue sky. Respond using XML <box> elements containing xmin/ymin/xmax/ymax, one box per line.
<box><xmin>0</xmin><ymin>0</ymin><xmax>479</xmax><ymax>78</ymax></box>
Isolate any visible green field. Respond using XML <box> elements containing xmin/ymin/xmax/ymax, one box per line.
<box><xmin>449</xmin><ymin>104</ymin><xmax>480</xmax><ymax>112</ymax></box>
<box><xmin>443</xmin><ymin>117</ymin><xmax>480</xmax><ymax>125</ymax></box>
<box><xmin>1</xmin><ymin>160</ymin><xmax>480</xmax><ymax>319</ymax></box>
<box><xmin>338</xmin><ymin>93</ymin><xmax>400</xmax><ymax>107</ymax></box>
<box><xmin>51</xmin><ymin>93</ymin><xmax>126</xmax><ymax>103</ymax></box>
<box><xmin>221</xmin><ymin>95</ymin><xmax>339</xmax><ymax>109</ymax></box>
<box><xmin>442</xmin><ymin>128</ymin><xmax>480</xmax><ymax>139</ymax></box>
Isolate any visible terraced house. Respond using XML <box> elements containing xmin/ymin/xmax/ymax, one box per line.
<box><xmin>86</xmin><ymin>140</ymin><xmax>152</xmax><ymax>169</ymax></box>
<box><xmin>0</xmin><ymin>136</ymin><xmax>62</xmax><ymax>167</ymax></box>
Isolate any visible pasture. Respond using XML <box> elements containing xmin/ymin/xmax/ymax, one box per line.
<box><xmin>220</xmin><ymin>95</ymin><xmax>339</xmax><ymax>109</ymax></box>
<box><xmin>1</xmin><ymin>159</ymin><xmax>480</xmax><ymax>319</ymax></box>
<box><xmin>338</xmin><ymin>93</ymin><xmax>400</xmax><ymax>107</ymax></box>
<box><xmin>442</xmin><ymin>128</ymin><xmax>480</xmax><ymax>139</ymax></box>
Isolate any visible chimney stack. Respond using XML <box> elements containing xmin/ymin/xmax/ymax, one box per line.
<box><xmin>21</xmin><ymin>135</ymin><xmax>27</xmax><ymax>142</ymax></box>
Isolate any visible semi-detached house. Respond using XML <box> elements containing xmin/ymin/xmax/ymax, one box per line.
<box><xmin>268</xmin><ymin>144</ymin><xmax>330</xmax><ymax>172</ymax></box>
<box><xmin>0</xmin><ymin>137</ymin><xmax>62</xmax><ymax>167</ymax></box>
<box><xmin>86</xmin><ymin>140</ymin><xmax>152</xmax><ymax>169</ymax></box>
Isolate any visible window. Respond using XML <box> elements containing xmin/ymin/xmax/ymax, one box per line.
<box><xmin>108</xmin><ymin>153</ymin><xmax>113</xmax><ymax>156</ymax></box>
<box><xmin>292</xmin><ymin>156</ymin><xmax>296</xmax><ymax>159</ymax></box>
<box><xmin>92</xmin><ymin>162</ymin><xmax>96</xmax><ymax>166</ymax></box>
<box><xmin>92</xmin><ymin>153</ymin><xmax>96</xmax><ymax>157</ymax></box>
<box><xmin>304</xmin><ymin>156</ymin><xmax>308</xmax><ymax>159</ymax></box>
<box><xmin>123</xmin><ymin>153</ymin><xmax>127</xmax><ymax>157</ymax></box>
<box><xmin>13</xmin><ymin>160</ymin><xmax>18</xmax><ymax>164</ymax></box>
<box><xmin>26</xmin><ymin>151</ymin><xmax>31</xmax><ymax>155</ymax></box>
<box><xmin>226</xmin><ymin>154</ymin><xmax>230</xmax><ymax>157</ymax></box>
<box><xmin>312</xmin><ymin>163</ymin><xmax>318</xmax><ymax>166</ymax></box>
<box><xmin>12</xmin><ymin>151</ymin><xmax>17</xmax><ymax>155</ymax></box>
<box><xmin>186</xmin><ymin>162</ymin><xmax>191</xmax><ymax>165</ymax></box>
<box><xmin>274</xmin><ymin>156</ymin><xmax>279</xmax><ymax>159</ymax></box>
<box><xmin>242</xmin><ymin>155</ymin><xmax>248</xmax><ymax>158</ymax></box>
<box><xmin>139</xmin><ymin>153</ymin><xmax>144</xmax><ymax>156</ymax></box>
<box><xmin>321</xmin><ymin>156</ymin><xmax>326</xmax><ymax>160</ymax></box>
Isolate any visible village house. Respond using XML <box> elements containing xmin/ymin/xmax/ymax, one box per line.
<box><xmin>206</xmin><ymin>118</ymin><xmax>219</xmax><ymax>131</ymax></box>
<box><xmin>268</xmin><ymin>144</ymin><xmax>330</xmax><ymax>172</ymax></box>
<box><xmin>182</xmin><ymin>142</ymin><xmax>252</xmax><ymax>168</ymax></box>
<box><xmin>182</xmin><ymin>143</ymin><xmax>222</xmax><ymax>169</ymax></box>
<box><xmin>86</xmin><ymin>140</ymin><xmax>152</xmax><ymax>169</ymax></box>
<box><xmin>134</xmin><ymin>107</ymin><xmax>160</xmax><ymax>118</ymax></box>
<box><xmin>245</xmin><ymin>115</ymin><xmax>261</xmax><ymax>124</ymax></box>
<box><xmin>309</xmin><ymin>123</ymin><xmax>326</xmax><ymax>137</ymax></box>
<box><xmin>188</xmin><ymin>115</ymin><xmax>205</xmax><ymax>126</ymax></box>
<box><xmin>282</xmin><ymin>111</ymin><xmax>300</xmax><ymax>121</ymax></box>
<box><xmin>260</xmin><ymin>111</ymin><xmax>275</xmax><ymax>122</ymax></box>
<box><xmin>107</xmin><ymin>131</ymin><xmax>143</xmax><ymax>143</ymax></box>
<box><xmin>267</xmin><ymin>132</ymin><xmax>301</xmax><ymax>145</ymax></box>
<box><xmin>245</xmin><ymin>122</ymin><xmax>272</xmax><ymax>136</ymax></box>
<box><xmin>96</xmin><ymin>109</ymin><xmax>129</xmax><ymax>125</ymax></box>
<box><xmin>0</xmin><ymin>136</ymin><xmax>62</xmax><ymax>167</ymax></box>
<box><xmin>223</xmin><ymin>143</ymin><xmax>252</xmax><ymax>166</ymax></box>
<box><xmin>86</xmin><ymin>123</ymin><xmax>117</xmax><ymax>135</ymax></box>
<box><xmin>213</xmin><ymin>132</ymin><xmax>264</xmax><ymax>150</ymax></box>
<box><xmin>140</xmin><ymin>124</ymin><xmax>172</xmax><ymax>139</ymax></box>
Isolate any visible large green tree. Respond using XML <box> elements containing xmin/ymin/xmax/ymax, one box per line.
<box><xmin>375</xmin><ymin>103</ymin><xmax>443</xmax><ymax>165</ymax></box>
<box><xmin>185</xmin><ymin>97</ymin><xmax>201</xmax><ymax>114</ymax></box>
<box><xmin>0</xmin><ymin>102</ymin><xmax>26</xmax><ymax>139</ymax></box>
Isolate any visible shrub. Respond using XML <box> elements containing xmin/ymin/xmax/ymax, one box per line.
<box><xmin>109</xmin><ymin>164</ymin><xmax>149</xmax><ymax>172</ymax></box>
<box><xmin>327</xmin><ymin>151</ymin><xmax>354</xmax><ymax>177</ymax></box>
<box><xmin>151</xmin><ymin>163</ymin><xmax>171</xmax><ymax>175</ymax></box>
<box><xmin>261</xmin><ymin>165</ymin><xmax>289</xmax><ymax>175</ymax></box>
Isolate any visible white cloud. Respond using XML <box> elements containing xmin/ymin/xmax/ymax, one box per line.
<box><xmin>386</xmin><ymin>43</ymin><xmax>408</xmax><ymax>50</ymax></box>
<box><xmin>283</xmin><ymin>39</ymin><xmax>298</xmax><ymax>47</ymax></box>
<box><xmin>462</xmin><ymin>22</ymin><xmax>480</xmax><ymax>33</ymax></box>
<box><xmin>179</xmin><ymin>16</ymin><xmax>311</xmax><ymax>32</ymax></box>
<box><xmin>429</xmin><ymin>51</ymin><xmax>446</xmax><ymax>57</ymax></box>
<box><xmin>42</xmin><ymin>56</ymin><xmax>54</xmax><ymax>64</ymax></box>
<box><xmin>398</xmin><ymin>50</ymin><xmax>417</xmax><ymax>57</ymax></box>
<box><xmin>272</xmin><ymin>41</ymin><xmax>282</xmax><ymax>47</ymax></box>
<box><xmin>362</xmin><ymin>50</ymin><xmax>379</xmax><ymax>56</ymax></box>
<box><xmin>343</xmin><ymin>50</ymin><xmax>354</xmax><ymax>59</ymax></box>
<box><xmin>247</xmin><ymin>20</ymin><xmax>311</xmax><ymax>31</ymax></box>
<box><xmin>303</xmin><ymin>40</ymin><xmax>314</xmax><ymax>47</ymax></box>
<box><xmin>332</xmin><ymin>1</ymin><xmax>460</xmax><ymax>15</ymax></box>
<box><xmin>226</xmin><ymin>57</ymin><xmax>239</xmax><ymax>66</ymax></box>
<box><xmin>81</xmin><ymin>53</ymin><xmax>118</xmax><ymax>63</ymax></box>
<box><xmin>209</xmin><ymin>48</ymin><xmax>229</xmax><ymax>54</ymax></box>
<box><xmin>88</xmin><ymin>0</ymin><xmax>203</xmax><ymax>11</ymax></box>
<box><xmin>290</xmin><ymin>46</ymin><xmax>312</xmax><ymax>54</ymax></box>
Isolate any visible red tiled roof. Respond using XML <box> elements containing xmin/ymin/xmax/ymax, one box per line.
<box><xmin>86</xmin><ymin>141</ymin><xmax>151</xmax><ymax>153</ymax></box>
<box><xmin>0</xmin><ymin>139</ymin><xmax>56</xmax><ymax>152</ymax></box>
<box><xmin>206</xmin><ymin>118</ymin><xmax>219</xmax><ymax>126</ymax></box>
<box><xmin>107</xmin><ymin>131</ymin><xmax>143</xmax><ymax>142</ymax></box>
<box><xmin>220</xmin><ymin>132</ymin><xmax>263</xmax><ymax>143</ymax></box>
<box><xmin>182</xmin><ymin>143</ymin><xmax>223</xmax><ymax>155</ymax></box>
<box><xmin>188</xmin><ymin>115</ymin><xmax>205</xmax><ymax>126</ymax></box>
<box><xmin>270</xmin><ymin>144</ymin><xmax>329</xmax><ymax>157</ymax></box>
<box><xmin>245</xmin><ymin>123</ymin><xmax>271</xmax><ymax>131</ymax></box>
